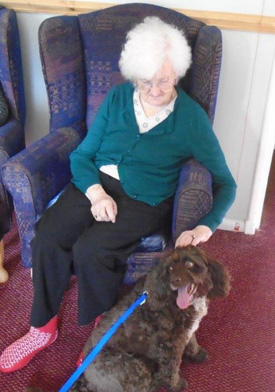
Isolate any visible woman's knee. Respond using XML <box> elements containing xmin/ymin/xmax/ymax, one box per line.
<box><xmin>31</xmin><ymin>217</ymin><xmax>62</xmax><ymax>253</ymax></box>
<box><xmin>72</xmin><ymin>233</ymin><xmax>115</xmax><ymax>272</ymax></box>
<box><xmin>72</xmin><ymin>234</ymin><xmax>97</xmax><ymax>266</ymax></box>
<box><xmin>31</xmin><ymin>214</ymin><xmax>71</xmax><ymax>266</ymax></box>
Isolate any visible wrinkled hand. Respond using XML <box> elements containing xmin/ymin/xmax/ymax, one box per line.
<box><xmin>85</xmin><ymin>184</ymin><xmax>117</xmax><ymax>223</ymax></box>
<box><xmin>175</xmin><ymin>225</ymin><xmax>212</xmax><ymax>248</ymax></box>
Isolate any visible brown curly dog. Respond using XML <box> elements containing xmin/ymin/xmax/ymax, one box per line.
<box><xmin>63</xmin><ymin>245</ymin><xmax>230</xmax><ymax>392</ymax></box>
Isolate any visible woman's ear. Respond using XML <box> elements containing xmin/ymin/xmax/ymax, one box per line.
<box><xmin>207</xmin><ymin>258</ymin><xmax>231</xmax><ymax>300</ymax></box>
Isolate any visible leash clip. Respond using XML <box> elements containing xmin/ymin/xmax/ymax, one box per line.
<box><xmin>140</xmin><ymin>291</ymin><xmax>148</xmax><ymax>305</ymax></box>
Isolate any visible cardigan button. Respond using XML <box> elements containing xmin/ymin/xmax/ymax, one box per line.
<box><xmin>133</xmin><ymin>195</ymin><xmax>137</xmax><ymax>198</ymax></box>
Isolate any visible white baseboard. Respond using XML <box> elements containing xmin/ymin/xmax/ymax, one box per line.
<box><xmin>218</xmin><ymin>218</ymin><xmax>245</xmax><ymax>232</ymax></box>
<box><xmin>244</xmin><ymin>220</ymin><xmax>257</xmax><ymax>235</ymax></box>
<box><xmin>218</xmin><ymin>218</ymin><xmax>256</xmax><ymax>234</ymax></box>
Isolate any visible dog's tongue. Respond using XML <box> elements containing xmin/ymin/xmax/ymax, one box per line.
<box><xmin>176</xmin><ymin>285</ymin><xmax>191</xmax><ymax>309</ymax></box>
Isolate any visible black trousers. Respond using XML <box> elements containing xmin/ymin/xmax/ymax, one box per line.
<box><xmin>30</xmin><ymin>172</ymin><xmax>173</xmax><ymax>326</ymax></box>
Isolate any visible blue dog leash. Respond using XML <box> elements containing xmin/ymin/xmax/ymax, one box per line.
<box><xmin>58</xmin><ymin>291</ymin><xmax>148</xmax><ymax>392</ymax></box>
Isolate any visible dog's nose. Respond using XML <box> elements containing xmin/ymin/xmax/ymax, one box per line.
<box><xmin>171</xmin><ymin>276</ymin><xmax>182</xmax><ymax>286</ymax></box>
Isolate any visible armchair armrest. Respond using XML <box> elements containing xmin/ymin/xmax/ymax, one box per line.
<box><xmin>2</xmin><ymin>126</ymin><xmax>82</xmax><ymax>267</ymax></box>
<box><xmin>3</xmin><ymin>126</ymin><xmax>82</xmax><ymax>214</ymax></box>
<box><xmin>0</xmin><ymin>118</ymin><xmax>24</xmax><ymax>158</ymax></box>
<box><xmin>172</xmin><ymin>159</ymin><xmax>213</xmax><ymax>243</ymax></box>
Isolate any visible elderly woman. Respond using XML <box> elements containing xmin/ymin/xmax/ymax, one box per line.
<box><xmin>0</xmin><ymin>17</ymin><xmax>236</xmax><ymax>372</ymax></box>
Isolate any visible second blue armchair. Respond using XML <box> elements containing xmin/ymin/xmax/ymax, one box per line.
<box><xmin>0</xmin><ymin>7</ymin><xmax>25</xmax><ymax>282</ymax></box>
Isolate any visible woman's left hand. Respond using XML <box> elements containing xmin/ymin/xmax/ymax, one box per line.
<box><xmin>175</xmin><ymin>225</ymin><xmax>213</xmax><ymax>248</ymax></box>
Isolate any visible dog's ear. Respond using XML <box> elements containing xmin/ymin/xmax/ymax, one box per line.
<box><xmin>207</xmin><ymin>258</ymin><xmax>231</xmax><ymax>300</ymax></box>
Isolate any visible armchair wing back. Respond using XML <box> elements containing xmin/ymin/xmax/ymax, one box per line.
<box><xmin>2</xmin><ymin>4</ymin><xmax>221</xmax><ymax>283</ymax></box>
<box><xmin>40</xmin><ymin>4</ymin><xmax>221</xmax><ymax>133</ymax></box>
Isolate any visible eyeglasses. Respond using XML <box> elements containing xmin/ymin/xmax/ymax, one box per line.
<box><xmin>136</xmin><ymin>79</ymin><xmax>175</xmax><ymax>92</ymax></box>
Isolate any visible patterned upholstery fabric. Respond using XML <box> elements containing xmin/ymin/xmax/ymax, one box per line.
<box><xmin>2</xmin><ymin>4</ymin><xmax>221</xmax><ymax>280</ymax></box>
<box><xmin>78</xmin><ymin>4</ymin><xmax>221</xmax><ymax>127</ymax></box>
<box><xmin>0</xmin><ymin>83</ymin><xmax>9</xmax><ymax>126</ymax></box>
<box><xmin>172</xmin><ymin>160</ymin><xmax>213</xmax><ymax>241</ymax></box>
<box><xmin>125</xmin><ymin>160</ymin><xmax>213</xmax><ymax>285</ymax></box>
<box><xmin>3</xmin><ymin>128</ymin><xmax>82</xmax><ymax>262</ymax></box>
<box><xmin>0</xmin><ymin>7</ymin><xmax>25</xmax><ymax>241</ymax></box>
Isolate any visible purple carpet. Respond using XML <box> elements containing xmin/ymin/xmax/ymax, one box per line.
<box><xmin>1</xmin><ymin>155</ymin><xmax>275</xmax><ymax>392</ymax></box>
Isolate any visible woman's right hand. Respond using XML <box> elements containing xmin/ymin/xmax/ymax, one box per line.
<box><xmin>85</xmin><ymin>184</ymin><xmax>117</xmax><ymax>223</ymax></box>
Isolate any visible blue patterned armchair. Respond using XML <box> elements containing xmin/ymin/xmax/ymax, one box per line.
<box><xmin>2</xmin><ymin>3</ymin><xmax>221</xmax><ymax>283</ymax></box>
<box><xmin>0</xmin><ymin>7</ymin><xmax>25</xmax><ymax>282</ymax></box>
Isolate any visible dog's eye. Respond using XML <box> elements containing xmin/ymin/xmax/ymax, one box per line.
<box><xmin>185</xmin><ymin>261</ymin><xmax>194</xmax><ymax>268</ymax></box>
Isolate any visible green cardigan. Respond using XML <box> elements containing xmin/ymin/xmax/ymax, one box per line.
<box><xmin>70</xmin><ymin>82</ymin><xmax>236</xmax><ymax>232</ymax></box>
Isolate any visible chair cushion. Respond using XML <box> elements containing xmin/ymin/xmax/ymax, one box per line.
<box><xmin>46</xmin><ymin>190</ymin><xmax>64</xmax><ymax>209</ymax></box>
<box><xmin>124</xmin><ymin>251</ymin><xmax>164</xmax><ymax>285</ymax></box>
<box><xmin>133</xmin><ymin>227</ymin><xmax>170</xmax><ymax>253</ymax></box>
<box><xmin>0</xmin><ymin>84</ymin><xmax>9</xmax><ymax>126</ymax></box>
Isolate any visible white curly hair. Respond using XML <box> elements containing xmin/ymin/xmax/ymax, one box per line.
<box><xmin>119</xmin><ymin>16</ymin><xmax>192</xmax><ymax>82</ymax></box>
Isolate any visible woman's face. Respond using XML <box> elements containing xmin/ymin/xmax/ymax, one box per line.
<box><xmin>137</xmin><ymin>59</ymin><xmax>177</xmax><ymax>107</ymax></box>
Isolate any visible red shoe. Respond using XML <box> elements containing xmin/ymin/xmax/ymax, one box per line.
<box><xmin>76</xmin><ymin>350</ymin><xmax>84</xmax><ymax>368</ymax></box>
<box><xmin>76</xmin><ymin>313</ymin><xmax>105</xmax><ymax>368</ymax></box>
<box><xmin>94</xmin><ymin>313</ymin><xmax>104</xmax><ymax>328</ymax></box>
<box><xmin>0</xmin><ymin>317</ymin><xmax>58</xmax><ymax>373</ymax></box>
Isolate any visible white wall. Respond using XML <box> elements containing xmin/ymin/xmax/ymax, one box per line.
<box><xmin>15</xmin><ymin>0</ymin><xmax>275</xmax><ymax>233</ymax></box>
<box><xmin>17</xmin><ymin>13</ymin><xmax>52</xmax><ymax>144</ymax></box>
<box><xmin>76</xmin><ymin>0</ymin><xmax>275</xmax><ymax>15</ymax></box>
<box><xmin>214</xmin><ymin>30</ymin><xmax>275</xmax><ymax>231</ymax></box>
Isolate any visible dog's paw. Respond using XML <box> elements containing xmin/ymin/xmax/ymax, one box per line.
<box><xmin>169</xmin><ymin>377</ymin><xmax>188</xmax><ymax>392</ymax></box>
<box><xmin>184</xmin><ymin>346</ymin><xmax>209</xmax><ymax>363</ymax></box>
<box><xmin>152</xmin><ymin>374</ymin><xmax>188</xmax><ymax>392</ymax></box>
